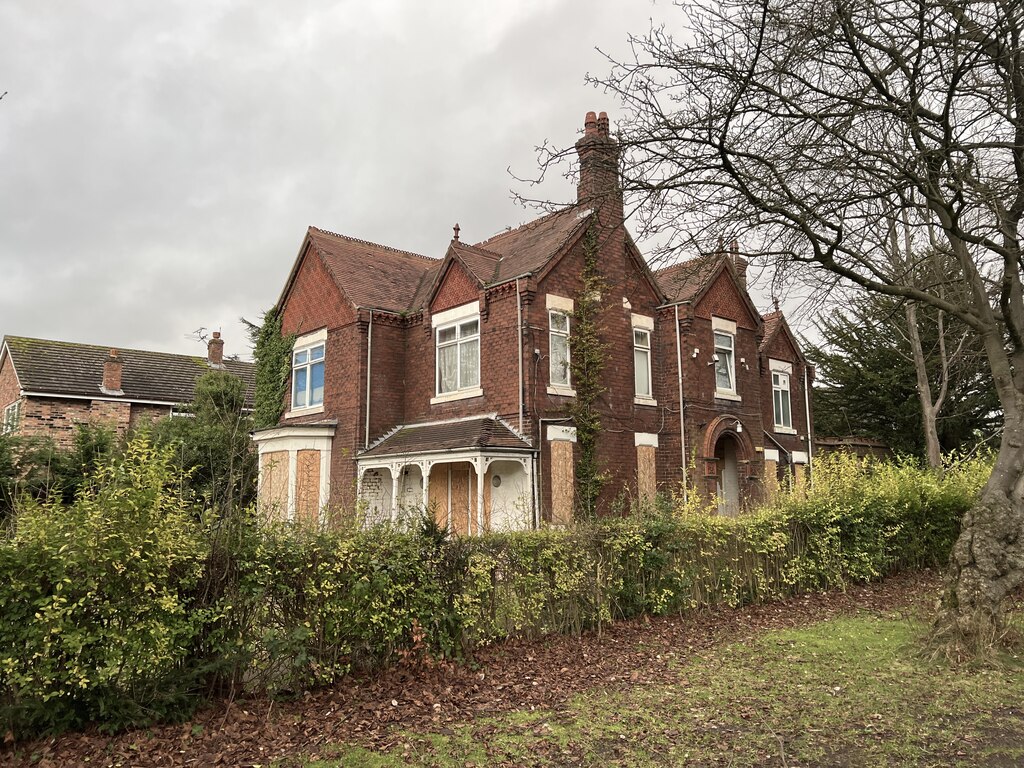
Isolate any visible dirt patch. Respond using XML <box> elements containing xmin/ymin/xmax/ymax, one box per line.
<box><xmin>1</xmin><ymin>570</ymin><xmax>942</xmax><ymax>768</ymax></box>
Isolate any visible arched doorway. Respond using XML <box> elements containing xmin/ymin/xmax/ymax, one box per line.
<box><xmin>714</xmin><ymin>434</ymin><xmax>741</xmax><ymax>517</ymax></box>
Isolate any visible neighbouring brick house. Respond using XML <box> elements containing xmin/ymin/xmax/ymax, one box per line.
<box><xmin>0</xmin><ymin>333</ymin><xmax>255</xmax><ymax>446</ymax></box>
<box><xmin>254</xmin><ymin>112</ymin><xmax>813</xmax><ymax>529</ymax></box>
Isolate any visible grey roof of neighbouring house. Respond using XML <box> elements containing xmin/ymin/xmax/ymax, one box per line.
<box><xmin>2</xmin><ymin>335</ymin><xmax>256</xmax><ymax>407</ymax></box>
<box><xmin>360</xmin><ymin>416</ymin><xmax>533</xmax><ymax>458</ymax></box>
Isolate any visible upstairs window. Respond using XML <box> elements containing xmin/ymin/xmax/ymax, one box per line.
<box><xmin>437</xmin><ymin>317</ymin><xmax>480</xmax><ymax>395</ymax></box>
<box><xmin>714</xmin><ymin>331</ymin><xmax>735</xmax><ymax>393</ymax></box>
<box><xmin>770</xmin><ymin>359</ymin><xmax>795</xmax><ymax>431</ymax></box>
<box><xmin>1</xmin><ymin>400</ymin><xmax>20</xmax><ymax>435</ymax></box>
<box><xmin>634</xmin><ymin>328</ymin><xmax>652</xmax><ymax>398</ymax></box>
<box><xmin>773</xmin><ymin>371</ymin><xmax>792</xmax><ymax>429</ymax></box>
<box><xmin>549</xmin><ymin>311</ymin><xmax>571</xmax><ymax>387</ymax></box>
<box><xmin>632</xmin><ymin>312</ymin><xmax>656</xmax><ymax>404</ymax></box>
<box><xmin>292</xmin><ymin>340</ymin><xmax>325</xmax><ymax>410</ymax></box>
<box><xmin>711</xmin><ymin>316</ymin><xmax>739</xmax><ymax>398</ymax></box>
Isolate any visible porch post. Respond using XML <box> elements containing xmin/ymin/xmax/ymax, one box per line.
<box><xmin>390</xmin><ymin>464</ymin><xmax>401</xmax><ymax>522</ymax></box>
<box><xmin>524</xmin><ymin>457</ymin><xmax>536</xmax><ymax>529</ymax></box>
<box><xmin>422</xmin><ymin>461</ymin><xmax>431</xmax><ymax>511</ymax></box>
<box><xmin>474</xmin><ymin>457</ymin><xmax>486</xmax><ymax>535</ymax></box>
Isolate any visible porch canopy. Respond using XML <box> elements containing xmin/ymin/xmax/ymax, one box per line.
<box><xmin>357</xmin><ymin>415</ymin><xmax>535</xmax><ymax>534</ymax></box>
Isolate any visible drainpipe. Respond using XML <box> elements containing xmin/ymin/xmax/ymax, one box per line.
<box><xmin>803</xmin><ymin>364</ymin><xmax>813</xmax><ymax>485</ymax></box>
<box><xmin>674</xmin><ymin>304</ymin><xmax>688</xmax><ymax>503</ymax></box>
<box><xmin>516</xmin><ymin>277</ymin><xmax>524</xmax><ymax>435</ymax></box>
<box><xmin>364</xmin><ymin>310</ymin><xmax>373</xmax><ymax>449</ymax></box>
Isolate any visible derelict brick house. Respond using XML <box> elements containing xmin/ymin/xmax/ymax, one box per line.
<box><xmin>253</xmin><ymin>112</ymin><xmax>813</xmax><ymax>529</ymax></box>
<box><xmin>0</xmin><ymin>333</ymin><xmax>255</xmax><ymax>445</ymax></box>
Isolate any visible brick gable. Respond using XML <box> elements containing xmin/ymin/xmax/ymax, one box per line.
<box><xmin>281</xmin><ymin>245</ymin><xmax>355</xmax><ymax>335</ymax></box>
<box><xmin>431</xmin><ymin>260</ymin><xmax>481</xmax><ymax>315</ymax></box>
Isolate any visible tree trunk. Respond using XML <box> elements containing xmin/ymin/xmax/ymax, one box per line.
<box><xmin>948</xmin><ymin>434</ymin><xmax>1024</xmax><ymax>639</ymax></box>
<box><xmin>905</xmin><ymin>303</ymin><xmax>944</xmax><ymax>471</ymax></box>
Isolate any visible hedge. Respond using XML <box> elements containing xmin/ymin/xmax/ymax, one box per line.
<box><xmin>0</xmin><ymin>444</ymin><xmax>989</xmax><ymax>737</ymax></box>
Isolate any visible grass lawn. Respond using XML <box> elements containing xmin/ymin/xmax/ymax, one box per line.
<box><xmin>300</xmin><ymin>613</ymin><xmax>1024</xmax><ymax>767</ymax></box>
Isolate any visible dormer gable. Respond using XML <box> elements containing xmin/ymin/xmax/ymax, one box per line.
<box><xmin>430</xmin><ymin>254</ymin><xmax>483</xmax><ymax>315</ymax></box>
<box><xmin>690</xmin><ymin>259</ymin><xmax>762</xmax><ymax>330</ymax></box>
<box><xmin>760</xmin><ymin>311</ymin><xmax>806</xmax><ymax>363</ymax></box>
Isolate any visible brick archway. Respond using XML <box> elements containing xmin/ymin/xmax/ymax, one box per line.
<box><xmin>701</xmin><ymin>414</ymin><xmax>756</xmax><ymax>463</ymax></box>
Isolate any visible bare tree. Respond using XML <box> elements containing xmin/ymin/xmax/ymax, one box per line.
<box><xmin>561</xmin><ymin>0</ymin><xmax>1024</xmax><ymax>643</ymax></box>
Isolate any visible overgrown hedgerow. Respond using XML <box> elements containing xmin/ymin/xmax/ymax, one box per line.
<box><xmin>0</xmin><ymin>445</ymin><xmax>990</xmax><ymax>738</ymax></box>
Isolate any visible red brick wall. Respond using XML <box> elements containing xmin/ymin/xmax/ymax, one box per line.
<box><xmin>532</xmin><ymin>227</ymin><xmax>664</xmax><ymax>516</ymax></box>
<box><xmin>670</xmin><ymin>267</ymin><xmax>768</xmax><ymax>506</ymax></box>
<box><xmin>129</xmin><ymin>403</ymin><xmax>172</xmax><ymax>431</ymax></box>
<box><xmin>19</xmin><ymin>397</ymin><xmax>132</xmax><ymax>448</ymax></box>
<box><xmin>431</xmin><ymin>261</ymin><xmax>479</xmax><ymax>315</ymax></box>
<box><xmin>760</xmin><ymin>327</ymin><xmax>812</xmax><ymax>458</ymax></box>
<box><xmin>282</xmin><ymin>245</ymin><xmax>355</xmax><ymax>336</ymax></box>
<box><xmin>280</xmin><ymin>244</ymin><xmax>363</xmax><ymax>513</ymax></box>
<box><xmin>0</xmin><ymin>353</ymin><xmax>20</xmax><ymax>424</ymax></box>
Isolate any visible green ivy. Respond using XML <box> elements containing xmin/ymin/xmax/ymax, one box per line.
<box><xmin>248</xmin><ymin>308</ymin><xmax>295</xmax><ymax>429</ymax></box>
<box><xmin>568</xmin><ymin>225</ymin><xmax>609</xmax><ymax>517</ymax></box>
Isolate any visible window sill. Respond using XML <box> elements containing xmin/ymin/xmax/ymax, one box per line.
<box><xmin>714</xmin><ymin>391</ymin><xmax>742</xmax><ymax>402</ymax></box>
<box><xmin>547</xmin><ymin>385</ymin><xmax>576</xmax><ymax>397</ymax></box>
<box><xmin>634</xmin><ymin>396</ymin><xmax>658</xmax><ymax>407</ymax></box>
<box><xmin>774</xmin><ymin>426</ymin><xmax>797</xmax><ymax>435</ymax></box>
<box><xmin>430</xmin><ymin>387</ymin><xmax>484</xmax><ymax>405</ymax></box>
<box><xmin>285</xmin><ymin>404</ymin><xmax>325</xmax><ymax>419</ymax></box>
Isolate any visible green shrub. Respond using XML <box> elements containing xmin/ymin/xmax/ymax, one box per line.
<box><xmin>0</xmin><ymin>439</ymin><xmax>207</xmax><ymax>736</ymax></box>
<box><xmin>0</xmin><ymin>449</ymin><xmax>989</xmax><ymax>738</ymax></box>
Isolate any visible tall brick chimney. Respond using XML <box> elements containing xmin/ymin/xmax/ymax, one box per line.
<box><xmin>101</xmin><ymin>349</ymin><xmax>123</xmax><ymax>395</ymax></box>
<box><xmin>207</xmin><ymin>331</ymin><xmax>225</xmax><ymax>368</ymax></box>
<box><xmin>576</xmin><ymin>110</ymin><xmax>622</xmax><ymax>221</ymax></box>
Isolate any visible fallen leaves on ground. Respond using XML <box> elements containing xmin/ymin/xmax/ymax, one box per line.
<box><xmin>0</xmin><ymin>570</ymin><xmax>941</xmax><ymax>768</ymax></box>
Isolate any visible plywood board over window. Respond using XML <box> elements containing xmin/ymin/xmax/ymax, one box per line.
<box><xmin>295</xmin><ymin>449</ymin><xmax>321</xmax><ymax>524</ymax></box>
<box><xmin>260</xmin><ymin>451</ymin><xmax>289</xmax><ymax>521</ymax></box>
<box><xmin>635</xmin><ymin>433</ymin><xmax>659</xmax><ymax>502</ymax></box>
<box><xmin>550</xmin><ymin>441</ymin><xmax>575</xmax><ymax>526</ymax></box>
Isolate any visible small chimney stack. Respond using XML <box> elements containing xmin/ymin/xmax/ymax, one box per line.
<box><xmin>575</xmin><ymin>110</ymin><xmax>622</xmax><ymax>218</ymax></box>
<box><xmin>207</xmin><ymin>331</ymin><xmax>225</xmax><ymax>368</ymax></box>
<box><xmin>101</xmin><ymin>349</ymin><xmax>123</xmax><ymax>395</ymax></box>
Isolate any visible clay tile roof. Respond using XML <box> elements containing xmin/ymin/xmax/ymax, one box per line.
<box><xmin>3</xmin><ymin>336</ymin><xmax>255</xmax><ymax>406</ymax></box>
<box><xmin>451</xmin><ymin>242</ymin><xmax>502</xmax><ymax>284</ymax></box>
<box><xmin>654</xmin><ymin>254</ymin><xmax>723</xmax><ymax>303</ymax></box>
<box><xmin>308</xmin><ymin>227</ymin><xmax>437</xmax><ymax>313</ymax></box>
<box><xmin>759</xmin><ymin>311</ymin><xmax>784</xmax><ymax>352</ymax></box>
<box><xmin>360</xmin><ymin>416</ymin><xmax>532</xmax><ymax>458</ymax></box>
<box><xmin>474</xmin><ymin>207</ymin><xmax>589</xmax><ymax>284</ymax></box>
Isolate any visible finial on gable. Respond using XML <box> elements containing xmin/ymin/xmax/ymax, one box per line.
<box><xmin>453</xmin><ymin>223</ymin><xmax>460</xmax><ymax>242</ymax></box>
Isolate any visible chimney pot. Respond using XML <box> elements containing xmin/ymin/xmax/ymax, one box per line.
<box><xmin>597</xmin><ymin>111</ymin><xmax>609</xmax><ymax>137</ymax></box>
<box><xmin>584</xmin><ymin>111</ymin><xmax>598</xmax><ymax>137</ymax></box>
<box><xmin>102</xmin><ymin>349</ymin><xmax>123</xmax><ymax>395</ymax></box>
<box><xmin>208</xmin><ymin>332</ymin><xmax>225</xmax><ymax>367</ymax></box>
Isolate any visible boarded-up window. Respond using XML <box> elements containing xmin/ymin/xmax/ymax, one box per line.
<box><xmin>260</xmin><ymin>451</ymin><xmax>289</xmax><ymax>521</ymax></box>
<box><xmin>429</xmin><ymin>465</ymin><xmax>449</xmax><ymax>530</ymax></box>
<box><xmin>449</xmin><ymin>465</ymin><xmax>471</xmax><ymax>536</ymax></box>
<box><xmin>637</xmin><ymin>444</ymin><xmax>656</xmax><ymax>501</ymax></box>
<box><xmin>295</xmin><ymin>449</ymin><xmax>321</xmax><ymax>524</ymax></box>
<box><xmin>550</xmin><ymin>440</ymin><xmax>575</xmax><ymax>526</ymax></box>
<box><xmin>764</xmin><ymin>458</ymin><xmax>780</xmax><ymax>497</ymax></box>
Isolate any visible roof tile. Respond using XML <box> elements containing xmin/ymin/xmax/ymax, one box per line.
<box><xmin>3</xmin><ymin>336</ymin><xmax>255</xmax><ymax>406</ymax></box>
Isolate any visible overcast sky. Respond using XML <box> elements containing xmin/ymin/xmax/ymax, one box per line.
<box><xmin>1</xmin><ymin>1</ymin><xmax>755</xmax><ymax>360</ymax></box>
